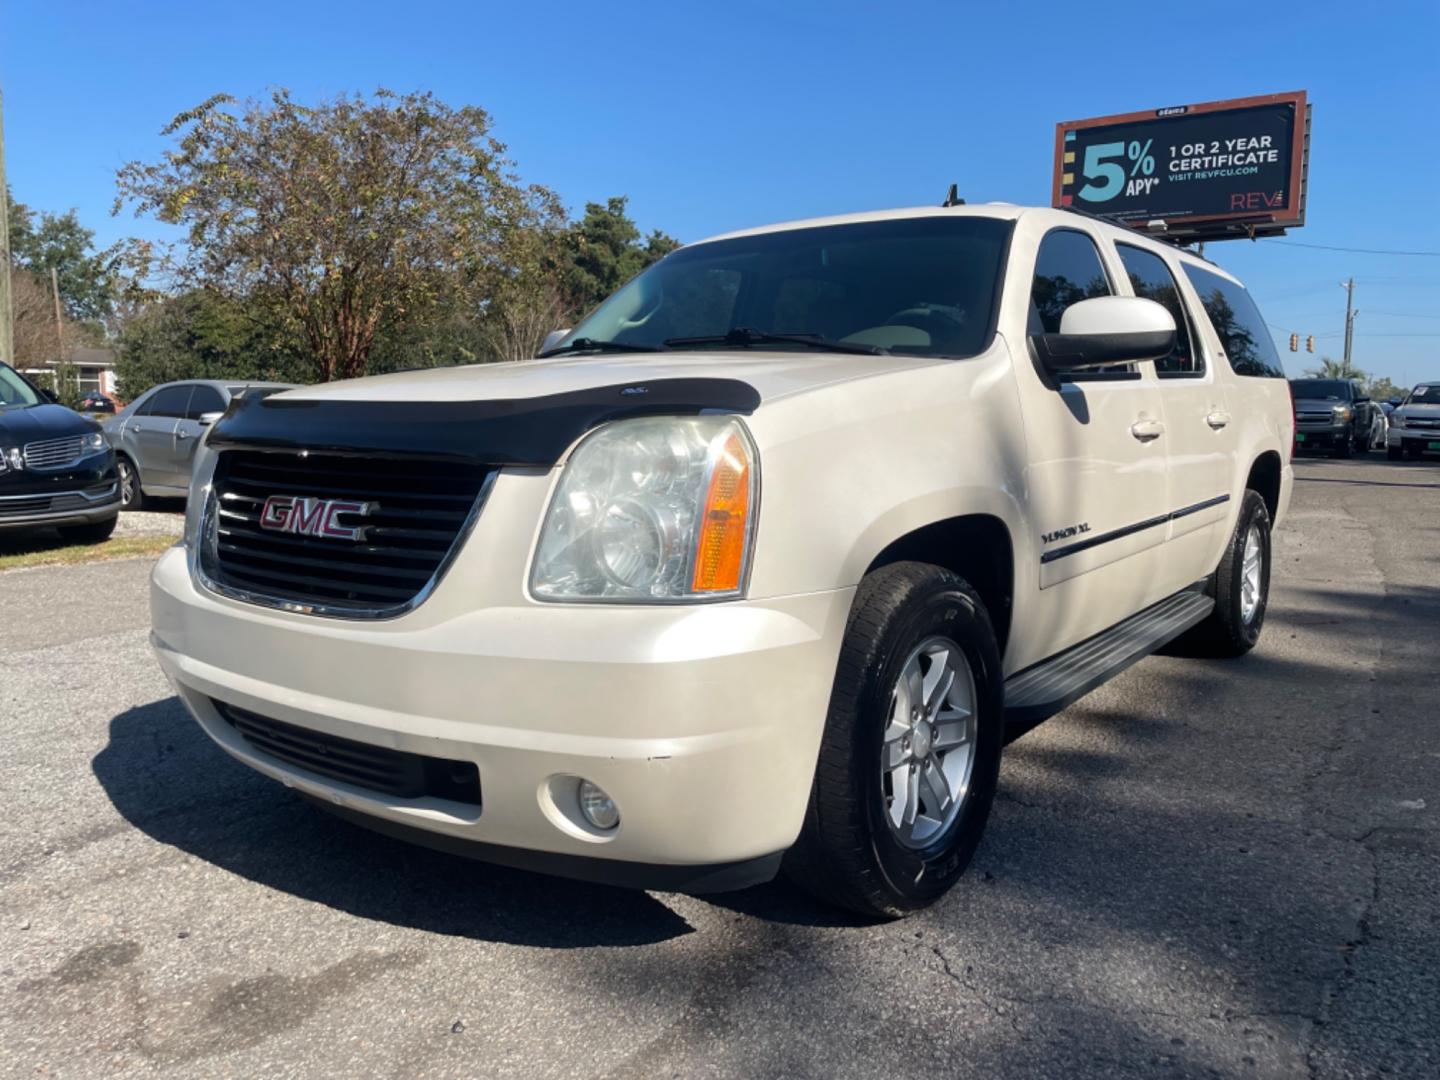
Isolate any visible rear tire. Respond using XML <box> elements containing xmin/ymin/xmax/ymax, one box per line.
<box><xmin>1175</xmin><ymin>490</ymin><xmax>1272</xmax><ymax>658</ymax></box>
<box><xmin>783</xmin><ymin>561</ymin><xmax>1004</xmax><ymax>919</ymax></box>
<box><xmin>58</xmin><ymin>516</ymin><xmax>118</xmax><ymax>545</ymax></box>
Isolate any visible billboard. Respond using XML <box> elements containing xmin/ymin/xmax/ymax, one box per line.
<box><xmin>1053</xmin><ymin>91</ymin><xmax>1308</xmax><ymax>240</ymax></box>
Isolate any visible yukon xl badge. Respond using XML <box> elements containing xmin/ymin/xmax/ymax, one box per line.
<box><xmin>1042</xmin><ymin>522</ymin><xmax>1091</xmax><ymax>545</ymax></box>
<box><xmin>259</xmin><ymin>495</ymin><xmax>376</xmax><ymax>542</ymax></box>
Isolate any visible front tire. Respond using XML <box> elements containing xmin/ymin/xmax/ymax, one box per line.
<box><xmin>1331</xmin><ymin>430</ymin><xmax>1353</xmax><ymax>459</ymax></box>
<box><xmin>117</xmin><ymin>456</ymin><xmax>145</xmax><ymax>511</ymax></box>
<box><xmin>784</xmin><ymin>562</ymin><xmax>1004</xmax><ymax>918</ymax></box>
<box><xmin>1387</xmin><ymin>445</ymin><xmax>1403</xmax><ymax>462</ymax></box>
<box><xmin>58</xmin><ymin>516</ymin><xmax>118</xmax><ymax>545</ymax></box>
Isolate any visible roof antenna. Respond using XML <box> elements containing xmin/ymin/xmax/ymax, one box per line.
<box><xmin>941</xmin><ymin>183</ymin><xmax>965</xmax><ymax>208</ymax></box>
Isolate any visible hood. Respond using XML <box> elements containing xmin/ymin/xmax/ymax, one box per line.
<box><xmin>275</xmin><ymin>351</ymin><xmax>944</xmax><ymax>406</ymax></box>
<box><xmin>208</xmin><ymin>351</ymin><xmax>948</xmax><ymax>467</ymax></box>
<box><xmin>0</xmin><ymin>403</ymin><xmax>101</xmax><ymax>446</ymax></box>
<box><xmin>1395</xmin><ymin>401</ymin><xmax>1440</xmax><ymax>418</ymax></box>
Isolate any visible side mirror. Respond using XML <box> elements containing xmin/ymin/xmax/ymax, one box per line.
<box><xmin>1030</xmin><ymin>296</ymin><xmax>1176</xmax><ymax>374</ymax></box>
<box><xmin>1389</xmin><ymin>397</ymin><xmax>1403</xmax><ymax>406</ymax></box>
<box><xmin>1354</xmin><ymin>395</ymin><xmax>1371</xmax><ymax>404</ymax></box>
<box><xmin>540</xmin><ymin>328</ymin><xmax>571</xmax><ymax>356</ymax></box>
<box><xmin>40</xmin><ymin>387</ymin><xmax>59</xmax><ymax>403</ymax></box>
<box><xmin>197</xmin><ymin>411</ymin><xmax>224</xmax><ymax>427</ymax></box>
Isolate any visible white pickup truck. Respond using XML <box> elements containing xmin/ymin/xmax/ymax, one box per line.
<box><xmin>151</xmin><ymin>203</ymin><xmax>1294</xmax><ymax>917</ymax></box>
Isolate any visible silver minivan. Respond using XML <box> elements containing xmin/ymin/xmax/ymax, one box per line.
<box><xmin>107</xmin><ymin>379</ymin><xmax>294</xmax><ymax>509</ymax></box>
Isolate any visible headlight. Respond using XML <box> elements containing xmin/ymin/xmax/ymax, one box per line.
<box><xmin>1333</xmin><ymin>404</ymin><xmax>1353</xmax><ymax>421</ymax></box>
<box><xmin>83</xmin><ymin>431</ymin><xmax>105</xmax><ymax>453</ymax></box>
<box><xmin>531</xmin><ymin>416</ymin><xmax>758</xmax><ymax>602</ymax></box>
<box><xmin>1390</xmin><ymin>412</ymin><xmax>1405</xmax><ymax>429</ymax></box>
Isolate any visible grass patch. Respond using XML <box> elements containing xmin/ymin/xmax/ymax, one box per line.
<box><xmin>0</xmin><ymin>532</ymin><xmax>178</xmax><ymax>572</ymax></box>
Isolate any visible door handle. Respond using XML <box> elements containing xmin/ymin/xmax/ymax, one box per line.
<box><xmin>132</xmin><ymin>424</ymin><xmax>144</xmax><ymax>432</ymax></box>
<box><xmin>177</xmin><ymin>429</ymin><xmax>191</xmax><ymax>440</ymax></box>
<box><xmin>1130</xmin><ymin>419</ymin><xmax>1165</xmax><ymax>442</ymax></box>
<box><xmin>1206</xmin><ymin>411</ymin><xmax>1232</xmax><ymax>429</ymax></box>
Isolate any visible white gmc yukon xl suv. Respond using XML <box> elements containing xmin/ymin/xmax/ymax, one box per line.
<box><xmin>151</xmin><ymin>204</ymin><xmax>1294</xmax><ymax>917</ymax></box>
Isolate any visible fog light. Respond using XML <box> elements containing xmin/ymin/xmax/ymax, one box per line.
<box><xmin>578</xmin><ymin>780</ymin><xmax>619</xmax><ymax>830</ymax></box>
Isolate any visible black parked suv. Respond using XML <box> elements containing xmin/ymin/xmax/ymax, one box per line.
<box><xmin>1289</xmin><ymin>378</ymin><xmax>1376</xmax><ymax>458</ymax></box>
<box><xmin>0</xmin><ymin>361</ymin><xmax>121</xmax><ymax>543</ymax></box>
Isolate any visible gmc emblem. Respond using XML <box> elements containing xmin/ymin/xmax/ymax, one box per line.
<box><xmin>259</xmin><ymin>495</ymin><xmax>376</xmax><ymax>542</ymax></box>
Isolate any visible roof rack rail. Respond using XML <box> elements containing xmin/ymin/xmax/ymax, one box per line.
<box><xmin>1055</xmin><ymin>204</ymin><xmax>1209</xmax><ymax>257</ymax></box>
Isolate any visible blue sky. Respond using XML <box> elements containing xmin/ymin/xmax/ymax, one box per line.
<box><xmin>6</xmin><ymin>0</ymin><xmax>1439</xmax><ymax>382</ymax></box>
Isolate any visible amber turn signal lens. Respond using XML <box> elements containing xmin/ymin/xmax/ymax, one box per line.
<box><xmin>691</xmin><ymin>432</ymin><xmax>752</xmax><ymax>593</ymax></box>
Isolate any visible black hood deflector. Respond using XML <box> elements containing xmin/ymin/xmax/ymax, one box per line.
<box><xmin>206</xmin><ymin>378</ymin><xmax>762</xmax><ymax>466</ymax></box>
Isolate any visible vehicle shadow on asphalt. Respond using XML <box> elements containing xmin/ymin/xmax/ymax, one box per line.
<box><xmin>94</xmin><ymin>696</ymin><xmax>701</xmax><ymax>948</ymax></box>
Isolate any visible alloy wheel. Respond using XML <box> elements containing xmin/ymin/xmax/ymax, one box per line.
<box><xmin>881</xmin><ymin>636</ymin><xmax>978</xmax><ymax>849</ymax></box>
<box><xmin>1239</xmin><ymin>523</ymin><xmax>1264</xmax><ymax>624</ymax></box>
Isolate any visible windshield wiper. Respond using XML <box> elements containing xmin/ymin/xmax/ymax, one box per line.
<box><xmin>664</xmin><ymin>327</ymin><xmax>889</xmax><ymax>356</ymax></box>
<box><xmin>538</xmin><ymin>337</ymin><xmax>666</xmax><ymax>358</ymax></box>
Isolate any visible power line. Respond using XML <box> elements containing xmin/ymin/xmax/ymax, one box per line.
<box><xmin>1263</xmin><ymin>239</ymin><xmax>1440</xmax><ymax>257</ymax></box>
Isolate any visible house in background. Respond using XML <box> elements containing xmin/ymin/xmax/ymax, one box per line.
<box><xmin>20</xmin><ymin>346</ymin><xmax>120</xmax><ymax>401</ymax></box>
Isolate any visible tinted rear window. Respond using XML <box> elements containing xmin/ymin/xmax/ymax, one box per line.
<box><xmin>1182</xmin><ymin>264</ymin><xmax>1285</xmax><ymax>378</ymax></box>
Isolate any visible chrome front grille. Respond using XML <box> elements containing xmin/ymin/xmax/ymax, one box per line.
<box><xmin>199</xmin><ymin>450</ymin><xmax>495</xmax><ymax>618</ymax></box>
<box><xmin>1296</xmin><ymin>412</ymin><xmax>1334</xmax><ymax>425</ymax></box>
<box><xmin>1403</xmin><ymin>417</ymin><xmax>1440</xmax><ymax>430</ymax></box>
<box><xmin>23</xmin><ymin>435</ymin><xmax>87</xmax><ymax>470</ymax></box>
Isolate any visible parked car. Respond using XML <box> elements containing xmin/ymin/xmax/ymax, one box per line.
<box><xmin>1368</xmin><ymin>400</ymin><xmax>1389</xmax><ymax>450</ymax></box>
<box><xmin>150</xmin><ymin>204</ymin><xmax>1294</xmax><ymax>917</ymax></box>
<box><xmin>77</xmin><ymin>390</ymin><xmax>119</xmax><ymax>416</ymax></box>
<box><xmin>108</xmin><ymin>379</ymin><xmax>294</xmax><ymax>509</ymax></box>
<box><xmin>0</xmin><ymin>361</ymin><xmax>120</xmax><ymax>543</ymax></box>
<box><xmin>1386</xmin><ymin>382</ymin><xmax>1440</xmax><ymax>460</ymax></box>
<box><xmin>1289</xmin><ymin>377</ymin><xmax>1376</xmax><ymax>457</ymax></box>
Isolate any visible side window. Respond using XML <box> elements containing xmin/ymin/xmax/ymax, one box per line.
<box><xmin>1117</xmin><ymin>244</ymin><xmax>1203</xmax><ymax>377</ymax></box>
<box><xmin>186</xmin><ymin>385</ymin><xmax>226</xmax><ymax>419</ymax></box>
<box><xmin>1029</xmin><ymin>229</ymin><xmax>1113</xmax><ymax>334</ymax></box>
<box><xmin>1181</xmin><ymin>264</ymin><xmax>1286</xmax><ymax>378</ymax></box>
<box><xmin>145</xmin><ymin>385</ymin><xmax>194</xmax><ymax>419</ymax></box>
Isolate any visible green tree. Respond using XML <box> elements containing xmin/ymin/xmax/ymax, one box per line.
<box><xmin>1304</xmin><ymin>356</ymin><xmax>1368</xmax><ymax>382</ymax></box>
<box><xmin>1365</xmin><ymin>375</ymin><xmax>1405</xmax><ymax>402</ymax></box>
<box><xmin>113</xmin><ymin>89</ymin><xmax>560</xmax><ymax>382</ymax></box>
<box><xmin>114</xmin><ymin>289</ymin><xmax>308</xmax><ymax>398</ymax></box>
<box><xmin>6</xmin><ymin>186</ymin><xmax>113</xmax><ymax>322</ymax></box>
<box><xmin>563</xmin><ymin>196</ymin><xmax>679</xmax><ymax>317</ymax></box>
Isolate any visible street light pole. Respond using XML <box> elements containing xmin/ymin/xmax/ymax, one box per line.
<box><xmin>1341</xmin><ymin>278</ymin><xmax>1356</xmax><ymax>374</ymax></box>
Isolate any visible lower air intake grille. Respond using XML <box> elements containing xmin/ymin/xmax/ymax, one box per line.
<box><xmin>215</xmin><ymin>700</ymin><xmax>482</xmax><ymax>805</ymax></box>
<box><xmin>201</xmin><ymin>449</ymin><xmax>493</xmax><ymax>616</ymax></box>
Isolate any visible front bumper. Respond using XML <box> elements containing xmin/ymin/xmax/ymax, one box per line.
<box><xmin>0</xmin><ymin>453</ymin><xmax>120</xmax><ymax>530</ymax></box>
<box><xmin>1387</xmin><ymin>427</ymin><xmax>1440</xmax><ymax>451</ymax></box>
<box><xmin>1294</xmin><ymin>422</ymin><xmax>1350</xmax><ymax>447</ymax></box>
<box><xmin>150</xmin><ymin>543</ymin><xmax>853</xmax><ymax>889</ymax></box>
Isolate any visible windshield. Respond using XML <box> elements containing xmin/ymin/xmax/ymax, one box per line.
<box><xmin>560</xmin><ymin>216</ymin><xmax>1013</xmax><ymax>359</ymax></box>
<box><xmin>0</xmin><ymin>363</ymin><xmax>43</xmax><ymax>410</ymax></box>
<box><xmin>1290</xmin><ymin>379</ymin><xmax>1351</xmax><ymax>400</ymax></box>
<box><xmin>1407</xmin><ymin>384</ymin><xmax>1439</xmax><ymax>404</ymax></box>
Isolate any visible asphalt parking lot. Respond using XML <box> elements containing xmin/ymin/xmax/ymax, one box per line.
<box><xmin>2</xmin><ymin>455</ymin><xmax>1437</xmax><ymax>1079</ymax></box>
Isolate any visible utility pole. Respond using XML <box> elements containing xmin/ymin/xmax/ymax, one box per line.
<box><xmin>51</xmin><ymin>265</ymin><xmax>68</xmax><ymax>397</ymax></box>
<box><xmin>1341</xmin><ymin>278</ymin><xmax>1357</xmax><ymax>373</ymax></box>
<box><xmin>0</xmin><ymin>87</ymin><xmax>13</xmax><ymax>367</ymax></box>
